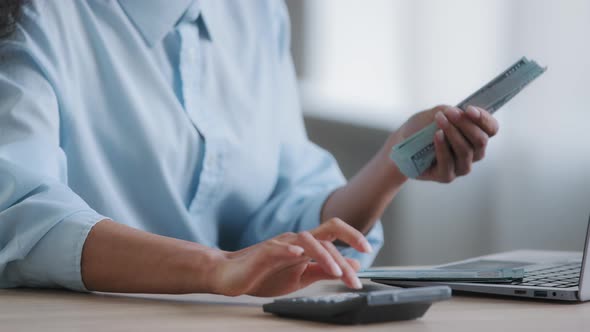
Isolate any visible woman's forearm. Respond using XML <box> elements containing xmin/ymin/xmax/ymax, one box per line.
<box><xmin>322</xmin><ymin>104</ymin><xmax>500</xmax><ymax>234</ymax></box>
<box><xmin>81</xmin><ymin>218</ymin><xmax>372</xmax><ymax>297</ymax></box>
<box><xmin>321</xmin><ymin>136</ymin><xmax>408</xmax><ymax>234</ymax></box>
<box><xmin>81</xmin><ymin>219</ymin><xmax>223</xmax><ymax>294</ymax></box>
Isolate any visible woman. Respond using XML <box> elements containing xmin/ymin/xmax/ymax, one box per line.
<box><xmin>0</xmin><ymin>0</ymin><xmax>498</xmax><ymax>296</ymax></box>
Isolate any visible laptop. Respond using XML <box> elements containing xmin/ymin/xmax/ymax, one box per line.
<box><xmin>369</xmin><ymin>214</ymin><xmax>590</xmax><ymax>302</ymax></box>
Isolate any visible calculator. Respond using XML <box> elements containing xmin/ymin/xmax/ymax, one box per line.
<box><xmin>262</xmin><ymin>286</ymin><xmax>451</xmax><ymax>324</ymax></box>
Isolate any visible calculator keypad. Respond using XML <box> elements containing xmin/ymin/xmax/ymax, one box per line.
<box><xmin>276</xmin><ymin>292</ymin><xmax>362</xmax><ymax>304</ymax></box>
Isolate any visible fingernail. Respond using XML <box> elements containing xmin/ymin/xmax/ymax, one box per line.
<box><xmin>436</xmin><ymin>129</ymin><xmax>444</xmax><ymax>142</ymax></box>
<box><xmin>466</xmin><ymin>106</ymin><xmax>480</xmax><ymax>118</ymax></box>
<box><xmin>353</xmin><ymin>277</ymin><xmax>363</xmax><ymax>290</ymax></box>
<box><xmin>445</xmin><ymin>108</ymin><xmax>461</xmax><ymax>121</ymax></box>
<box><xmin>362</xmin><ymin>240</ymin><xmax>373</xmax><ymax>253</ymax></box>
<box><xmin>288</xmin><ymin>245</ymin><xmax>304</xmax><ymax>256</ymax></box>
<box><xmin>435</xmin><ymin>112</ymin><xmax>447</xmax><ymax>128</ymax></box>
<box><xmin>332</xmin><ymin>264</ymin><xmax>343</xmax><ymax>277</ymax></box>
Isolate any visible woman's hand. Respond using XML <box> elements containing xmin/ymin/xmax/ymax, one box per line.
<box><xmin>388</xmin><ymin>105</ymin><xmax>499</xmax><ymax>182</ymax></box>
<box><xmin>209</xmin><ymin>218</ymin><xmax>373</xmax><ymax>297</ymax></box>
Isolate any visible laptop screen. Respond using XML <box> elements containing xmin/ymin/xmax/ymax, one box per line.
<box><xmin>577</xmin><ymin>214</ymin><xmax>590</xmax><ymax>301</ymax></box>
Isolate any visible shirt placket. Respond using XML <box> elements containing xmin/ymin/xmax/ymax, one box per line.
<box><xmin>178</xmin><ymin>18</ymin><xmax>225</xmax><ymax>244</ymax></box>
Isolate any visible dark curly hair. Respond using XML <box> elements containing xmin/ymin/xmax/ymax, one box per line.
<box><xmin>0</xmin><ymin>0</ymin><xmax>24</xmax><ymax>38</ymax></box>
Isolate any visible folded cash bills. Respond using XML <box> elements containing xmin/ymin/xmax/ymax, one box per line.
<box><xmin>391</xmin><ymin>57</ymin><xmax>546</xmax><ymax>178</ymax></box>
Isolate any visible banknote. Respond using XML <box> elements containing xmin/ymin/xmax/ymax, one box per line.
<box><xmin>391</xmin><ymin>57</ymin><xmax>547</xmax><ymax>178</ymax></box>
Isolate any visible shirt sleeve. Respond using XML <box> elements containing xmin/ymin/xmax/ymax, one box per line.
<box><xmin>0</xmin><ymin>16</ymin><xmax>106</xmax><ymax>291</ymax></box>
<box><xmin>237</xmin><ymin>1</ymin><xmax>383</xmax><ymax>268</ymax></box>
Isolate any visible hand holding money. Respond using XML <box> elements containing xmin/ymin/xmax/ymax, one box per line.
<box><xmin>315</xmin><ymin>58</ymin><xmax>545</xmax><ymax>241</ymax></box>
<box><xmin>385</xmin><ymin>104</ymin><xmax>499</xmax><ymax>183</ymax></box>
<box><xmin>390</xmin><ymin>57</ymin><xmax>546</xmax><ymax>178</ymax></box>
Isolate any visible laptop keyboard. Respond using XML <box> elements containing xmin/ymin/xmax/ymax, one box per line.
<box><xmin>511</xmin><ymin>262</ymin><xmax>581</xmax><ymax>288</ymax></box>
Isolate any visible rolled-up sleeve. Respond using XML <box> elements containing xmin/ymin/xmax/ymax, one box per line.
<box><xmin>0</xmin><ymin>26</ymin><xmax>105</xmax><ymax>290</ymax></box>
<box><xmin>0</xmin><ymin>164</ymin><xmax>105</xmax><ymax>290</ymax></box>
<box><xmin>237</xmin><ymin>1</ymin><xmax>383</xmax><ymax>267</ymax></box>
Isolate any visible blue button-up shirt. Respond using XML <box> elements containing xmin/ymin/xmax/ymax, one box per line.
<box><xmin>0</xmin><ymin>0</ymin><xmax>383</xmax><ymax>291</ymax></box>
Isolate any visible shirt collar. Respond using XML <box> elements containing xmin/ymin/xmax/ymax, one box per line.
<box><xmin>118</xmin><ymin>0</ymin><xmax>195</xmax><ymax>46</ymax></box>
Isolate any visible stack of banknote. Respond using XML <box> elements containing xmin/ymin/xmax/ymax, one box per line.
<box><xmin>391</xmin><ymin>57</ymin><xmax>547</xmax><ymax>178</ymax></box>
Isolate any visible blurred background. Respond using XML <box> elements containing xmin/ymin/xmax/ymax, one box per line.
<box><xmin>285</xmin><ymin>0</ymin><xmax>590</xmax><ymax>266</ymax></box>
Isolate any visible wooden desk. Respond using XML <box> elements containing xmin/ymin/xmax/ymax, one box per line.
<box><xmin>2</xmin><ymin>281</ymin><xmax>589</xmax><ymax>332</ymax></box>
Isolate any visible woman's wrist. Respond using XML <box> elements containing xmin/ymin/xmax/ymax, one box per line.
<box><xmin>188</xmin><ymin>246</ymin><xmax>229</xmax><ymax>295</ymax></box>
<box><xmin>375</xmin><ymin>131</ymin><xmax>408</xmax><ymax>188</ymax></box>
